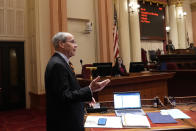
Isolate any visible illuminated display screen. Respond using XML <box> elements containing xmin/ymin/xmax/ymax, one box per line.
<box><xmin>139</xmin><ymin>1</ymin><xmax>165</xmax><ymax>40</ymax></box>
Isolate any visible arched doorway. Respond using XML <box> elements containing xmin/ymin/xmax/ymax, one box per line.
<box><xmin>0</xmin><ymin>42</ymin><xmax>25</xmax><ymax>110</ymax></box>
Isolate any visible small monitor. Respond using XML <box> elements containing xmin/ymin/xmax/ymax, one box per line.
<box><xmin>92</xmin><ymin>62</ymin><xmax>112</xmax><ymax>77</ymax></box>
<box><xmin>129</xmin><ymin>62</ymin><xmax>145</xmax><ymax>73</ymax></box>
<box><xmin>114</xmin><ymin>91</ymin><xmax>142</xmax><ymax>110</ymax></box>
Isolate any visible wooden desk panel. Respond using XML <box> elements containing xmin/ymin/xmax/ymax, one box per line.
<box><xmin>158</xmin><ymin>54</ymin><xmax>196</xmax><ymax>62</ymax></box>
<box><xmin>98</xmin><ymin>79</ymin><xmax>167</xmax><ymax>102</ymax></box>
<box><xmin>167</xmin><ymin>70</ymin><xmax>196</xmax><ymax>97</ymax></box>
<box><xmin>152</xmin><ymin>70</ymin><xmax>196</xmax><ymax>97</ymax></box>
<box><xmin>157</xmin><ymin>54</ymin><xmax>196</xmax><ymax>97</ymax></box>
<box><xmin>78</xmin><ymin>72</ymin><xmax>175</xmax><ymax>102</ymax></box>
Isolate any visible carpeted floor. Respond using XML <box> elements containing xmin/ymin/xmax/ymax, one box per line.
<box><xmin>1</xmin><ymin>108</ymin><xmax>196</xmax><ymax>131</ymax></box>
<box><xmin>0</xmin><ymin>109</ymin><xmax>46</xmax><ymax>131</ymax></box>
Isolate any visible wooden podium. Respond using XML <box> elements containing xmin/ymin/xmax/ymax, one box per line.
<box><xmin>158</xmin><ymin>54</ymin><xmax>196</xmax><ymax>97</ymax></box>
<box><xmin>78</xmin><ymin>72</ymin><xmax>175</xmax><ymax>102</ymax></box>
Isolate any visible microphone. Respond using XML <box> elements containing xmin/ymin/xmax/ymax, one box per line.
<box><xmin>80</xmin><ymin>59</ymin><xmax>83</xmax><ymax>66</ymax></box>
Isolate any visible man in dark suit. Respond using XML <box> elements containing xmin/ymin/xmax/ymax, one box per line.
<box><xmin>45</xmin><ymin>32</ymin><xmax>110</xmax><ymax>131</ymax></box>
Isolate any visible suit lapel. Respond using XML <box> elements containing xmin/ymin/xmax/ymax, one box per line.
<box><xmin>54</xmin><ymin>53</ymin><xmax>75</xmax><ymax>76</ymax></box>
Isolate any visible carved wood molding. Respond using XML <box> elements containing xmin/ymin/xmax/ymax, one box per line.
<box><xmin>169</xmin><ymin>0</ymin><xmax>184</xmax><ymax>6</ymax></box>
<box><xmin>140</xmin><ymin>0</ymin><xmax>167</xmax><ymax>5</ymax></box>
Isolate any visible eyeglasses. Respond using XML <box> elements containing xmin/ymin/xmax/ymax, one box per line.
<box><xmin>66</xmin><ymin>39</ymin><xmax>76</xmax><ymax>44</ymax></box>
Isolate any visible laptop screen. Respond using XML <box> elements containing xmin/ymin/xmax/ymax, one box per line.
<box><xmin>114</xmin><ymin>92</ymin><xmax>141</xmax><ymax>109</ymax></box>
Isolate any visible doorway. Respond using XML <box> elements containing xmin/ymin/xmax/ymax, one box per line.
<box><xmin>0</xmin><ymin>42</ymin><xmax>25</xmax><ymax>110</ymax></box>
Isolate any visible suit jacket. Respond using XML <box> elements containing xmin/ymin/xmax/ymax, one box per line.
<box><xmin>45</xmin><ymin>53</ymin><xmax>92</xmax><ymax>131</ymax></box>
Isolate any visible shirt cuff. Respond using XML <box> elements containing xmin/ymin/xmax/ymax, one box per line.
<box><xmin>88</xmin><ymin>86</ymin><xmax>93</xmax><ymax>97</ymax></box>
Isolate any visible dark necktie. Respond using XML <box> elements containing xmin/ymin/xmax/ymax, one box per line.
<box><xmin>69</xmin><ymin>61</ymin><xmax>75</xmax><ymax>73</ymax></box>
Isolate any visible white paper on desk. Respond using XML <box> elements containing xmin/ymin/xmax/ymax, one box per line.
<box><xmin>92</xmin><ymin>103</ymin><xmax>100</xmax><ymax>109</ymax></box>
<box><xmin>121</xmin><ymin>114</ymin><xmax>151</xmax><ymax>128</ymax></box>
<box><xmin>84</xmin><ymin>116</ymin><xmax>123</xmax><ymax>128</ymax></box>
<box><xmin>161</xmin><ymin>109</ymin><xmax>191</xmax><ymax>119</ymax></box>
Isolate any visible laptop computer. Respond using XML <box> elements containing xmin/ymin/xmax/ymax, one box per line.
<box><xmin>114</xmin><ymin>91</ymin><xmax>145</xmax><ymax>117</ymax></box>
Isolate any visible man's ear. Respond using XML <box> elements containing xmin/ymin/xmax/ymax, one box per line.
<box><xmin>58</xmin><ymin>41</ymin><xmax>65</xmax><ymax>49</ymax></box>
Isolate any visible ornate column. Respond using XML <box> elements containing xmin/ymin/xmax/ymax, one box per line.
<box><xmin>97</xmin><ymin>0</ymin><xmax>114</xmax><ymax>62</ymax></box>
<box><xmin>183</xmin><ymin>0</ymin><xmax>193</xmax><ymax>46</ymax></box>
<box><xmin>117</xmin><ymin>0</ymin><xmax>131</xmax><ymax>69</ymax></box>
<box><xmin>128</xmin><ymin>0</ymin><xmax>141</xmax><ymax>62</ymax></box>
<box><xmin>176</xmin><ymin>0</ymin><xmax>186</xmax><ymax>49</ymax></box>
<box><xmin>26</xmin><ymin>0</ymin><xmax>53</xmax><ymax>109</ymax></box>
<box><xmin>165</xmin><ymin>5</ymin><xmax>169</xmax><ymax>42</ymax></box>
<box><xmin>168</xmin><ymin>0</ymin><xmax>179</xmax><ymax>49</ymax></box>
<box><xmin>50</xmin><ymin>0</ymin><xmax>68</xmax><ymax>53</ymax></box>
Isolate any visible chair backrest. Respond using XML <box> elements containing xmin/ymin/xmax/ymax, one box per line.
<box><xmin>141</xmin><ymin>48</ymin><xmax>148</xmax><ymax>63</ymax></box>
<box><xmin>148</xmin><ymin>50</ymin><xmax>157</xmax><ymax>62</ymax></box>
<box><xmin>82</xmin><ymin>64</ymin><xmax>93</xmax><ymax>79</ymax></box>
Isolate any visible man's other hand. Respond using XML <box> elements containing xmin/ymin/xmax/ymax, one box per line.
<box><xmin>89</xmin><ymin>97</ymin><xmax>96</xmax><ymax>107</ymax></box>
<box><xmin>89</xmin><ymin>76</ymin><xmax>110</xmax><ymax>93</ymax></box>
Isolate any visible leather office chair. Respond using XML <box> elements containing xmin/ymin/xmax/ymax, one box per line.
<box><xmin>81</xmin><ymin>64</ymin><xmax>93</xmax><ymax>79</ymax></box>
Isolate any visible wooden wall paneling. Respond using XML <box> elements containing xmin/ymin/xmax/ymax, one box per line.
<box><xmin>15</xmin><ymin>10</ymin><xmax>24</xmax><ymax>36</ymax></box>
<box><xmin>29</xmin><ymin>92</ymin><xmax>45</xmax><ymax>111</ymax></box>
<box><xmin>0</xmin><ymin>9</ymin><xmax>4</xmax><ymax>35</ymax></box>
<box><xmin>6</xmin><ymin>9</ymin><xmax>15</xmax><ymax>35</ymax></box>
<box><xmin>0</xmin><ymin>0</ymin><xmax>24</xmax><ymax>38</ymax></box>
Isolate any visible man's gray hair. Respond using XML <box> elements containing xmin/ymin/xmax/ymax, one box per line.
<box><xmin>52</xmin><ymin>32</ymin><xmax>72</xmax><ymax>49</ymax></box>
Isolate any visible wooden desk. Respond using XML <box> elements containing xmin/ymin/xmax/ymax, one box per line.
<box><xmin>85</xmin><ymin>106</ymin><xmax>196</xmax><ymax>131</ymax></box>
<box><xmin>78</xmin><ymin>72</ymin><xmax>175</xmax><ymax>102</ymax></box>
<box><xmin>175</xmin><ymin>105</ymin><xmax>196</xmax><ymax>129</ymax></box>
<box><xmin>166</xmin><ymin>70</ymin><xmax>196</xmax><ymax>97</ymax></box>
<box><xmin>157</xmin><ymin>54</ymin><xmax>196</xmax><ymax>97</ymax></box>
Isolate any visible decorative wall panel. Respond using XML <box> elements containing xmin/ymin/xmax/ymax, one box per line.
<box><xmin>0</xmin><ymin>0</ymin><xmax>24</xmax><ymax>40</ymax></box>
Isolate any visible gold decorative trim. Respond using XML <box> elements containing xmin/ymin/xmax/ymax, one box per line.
<box><xmin>169</xmin><ymin>0</ymin><xmax>177</xmax><ymax>5</ymax></box>
<box><xmin>168</xmin><ymin>0</ymin><xmax>184</xmax><ymax>6</ymax></box>
<box><xmin>139</xmin><ymin>0</ymin><xmax>167</xmax><ymax>5</ymax></box>
<box><xmin>176</xmin><ymin>0</ymin><xmax>184</xmax><ymax>7</ymax></box>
